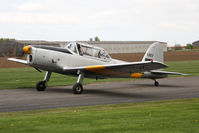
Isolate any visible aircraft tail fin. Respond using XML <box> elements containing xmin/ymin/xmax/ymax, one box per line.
<box><xmin>142</xmin><ymin>42</ymin><xmax>164</xmax><ymax>63</ymax></box>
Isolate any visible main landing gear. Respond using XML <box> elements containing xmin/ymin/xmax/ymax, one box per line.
<box><xmin>73</xmin><ymin>72</ymin><xmax>84</xmax><ymax>94</ymax></box>
<box><xmin>36</xmin><ymin>71</ymin><xmax>85</xmax><ymax>94</ymax></box>
<box><xmin>154</xmin><ymin>79</ymin><xmax>159</xmax><ymax>87</ymax></box>
<box><xmin>36</xmin><ymin>71</ymin><xmax>51</xmax><ymax>91</ymax></box>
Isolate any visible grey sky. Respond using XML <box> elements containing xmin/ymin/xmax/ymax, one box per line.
<box><xmin>0</xmin><ymin>0</ymin><xmax>198</xmax><ymax>46</ymax></box>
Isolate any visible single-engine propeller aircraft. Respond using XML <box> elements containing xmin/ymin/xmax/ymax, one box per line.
<box><xmin>8</xmin><ymin>42</ymin><xmax>186</xmax><ymax>94</ymax></box>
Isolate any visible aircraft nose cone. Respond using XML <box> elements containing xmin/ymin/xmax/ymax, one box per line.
<box><xmin>23</xmin><ymin>45</ymin><xmax>32</xmax><ymax>54</ymax></box>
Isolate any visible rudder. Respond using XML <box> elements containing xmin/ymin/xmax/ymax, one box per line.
<box><xmin>142</xmin><ymin>42</ymin><xmax>164</xmax><ymax>63</ymax></box>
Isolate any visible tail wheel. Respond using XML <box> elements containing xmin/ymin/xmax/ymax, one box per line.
<box><xmin>73</xmin><ymin>83</ymin><xmax>83</xmax><ymax>94</ymax></box>
<box><xmin>36</xmin><ymin>81</ymin><xmax>46</xmax><ymax>91</ymax></box>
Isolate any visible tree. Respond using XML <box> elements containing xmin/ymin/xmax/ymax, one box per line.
<box><xmin>186</xmin><ymin>44</ymin><xmax>194</xmax><ymax>49</ymax></box>
<box><xmin>0</xmin><ymin>38</ymin><xmax>15</xmax><ymax>42</ymax></box>
<box><xmin>94</xmin><ymin>36</ymin><xmax>100</xmax><ymax>42</ymax></box>
<box><xmin>89</xmin><ymin>36</ymin><xmax>101</xmax><ymax>42</ymax></box>
<box><xmin>89</xmin><ymin>38</ymin><xmax>93</xmax><ymax>42</ymax></box>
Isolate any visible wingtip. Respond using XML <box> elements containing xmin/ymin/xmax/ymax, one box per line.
<box><xmin>7</xmin><ymin>58</ymin><xmax>15</xmax><ymax>61</ymax></box>
<box><xmin>182</xmin><ymin>73</ymin><xmax>190</xmax><ymax>76</ymax></box>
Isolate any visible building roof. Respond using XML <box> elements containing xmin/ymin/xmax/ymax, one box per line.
<box><xmin>192</xmin><ymin>40</ymin><xmax>199</xmax><ymax>46</ymax></box>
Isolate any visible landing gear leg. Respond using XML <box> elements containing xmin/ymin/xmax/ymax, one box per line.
<box><xmin>154</xmin><ymin>79</ymin><xmax>159</xmax><ymax>87</ymax></box>
<box><xmin>73</xmin><ymin>72</ymin><xmax>84</xmax><ymax>94</ymax></box>
<box><xmin>36</xmin><ymin>71</ymin><xmax>52</xmax><ymax>91</ymax></box>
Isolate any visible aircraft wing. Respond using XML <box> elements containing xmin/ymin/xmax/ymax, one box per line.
<box><xmin>63</xmin><ymin>61</ymin><xmax>167</xmax><ymax>77</ymax></box>
<box><xmin>151</xmin><ymin>70</ymin><xmax>188</xmax><ymax>75</ymax></box>
<box><xmin>8</xmin><ymin>58</ymin><xmax>28</xmax><ymax>65</ymax></box>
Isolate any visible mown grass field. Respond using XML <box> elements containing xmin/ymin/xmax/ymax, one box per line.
<box><xmin>165</xmin><ymin>60</ymin><xmax>199</xmax><ymax>76</ymax></box>
<box><xmin>0</xmin><ymin>60</ymin><xmax>199</xmax><ymax>89</ymax></box>
<box><xmin>0</xmin><ymin>98</ymin><xmax>199</xmax><ymax>133</ymax></box>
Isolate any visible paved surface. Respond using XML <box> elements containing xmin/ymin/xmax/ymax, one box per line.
<box><xmin>0</xmin><ymin>76</ymin><xmax>199</xmax><ymax>112</ymax></box>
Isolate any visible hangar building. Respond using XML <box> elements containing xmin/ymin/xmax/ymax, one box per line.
<box><xmin>18</xmin><ymin>40</ymin><xmax>168</xmax><ymax>54</ymax></box>
<box><xmin>192</xmin><ymin>40</ymin><xmax>199</xmax><ymax>47</ymax></box>
<box><xmin>0</xmin><ymin>40</ymin><xmax>167</xmax><ymax>57</ymax></box>
<box><xmin>77</xmin><ymin>41</ymin><xmax>167</xmax><ymax>54</ymax></box>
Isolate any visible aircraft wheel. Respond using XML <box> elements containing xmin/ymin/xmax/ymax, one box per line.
<box><xmin>154</xmin><ymin>81</ymin><xmax>159</xmax><ymax>86</ymax></box>
<box><xmin>36</xmin><ymin>81</ymin><xmax>46</xmax><ymax>91</ymax></box>
<box><xmin>73</xmin><ymin>83</ymin><xmax>83</xmax><ymax>94</ymax></box>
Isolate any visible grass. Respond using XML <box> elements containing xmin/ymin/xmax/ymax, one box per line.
<box><xmin>0</xmin><ymin>98</ymin><xmax>199</xmax><ymax>133</ymax></box>
<box><xmin>0</xmin><ymin>60</ymin><xmax>199</xmax><ymax>89</ymax></box>
<box><xmin>165</xmin><ymin>60</ymin><xmax>199</xmax><ymax>76</ymax></box>
<box><xmin>0</xmin><ymin>67</ymin><xmax>131</xmax><ymax>89</ymax></box>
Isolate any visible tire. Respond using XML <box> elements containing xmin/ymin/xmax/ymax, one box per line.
<box><xmin>155</xmin><ymin>81</ymin><xmax>159</xmax><ymax>86</ymax></box>
<box><xmin>36</xmin><ymin>81</ymin><xmax>46</xmax><ymax>91</ymax></box>
<box><xmin>73</xmin><ymin>83</ymin><xmax>83</xmax><ymax>94</ymax></box>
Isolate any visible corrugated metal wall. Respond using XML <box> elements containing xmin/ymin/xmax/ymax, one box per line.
<box><xmin>0</xmin><ymin>40</ymin><xmax>167</xmax><ymax>57</ymax></box>
<box><xmin>86</xmin><ymin>41</ymin><xmax>167</xmax><ymax>54</ymax></box>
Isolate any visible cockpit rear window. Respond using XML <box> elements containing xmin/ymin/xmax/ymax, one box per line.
<box><xmin>81</xmin><ymin>45</ymin><xmax>111</xmax><ymax>60</ymax></box>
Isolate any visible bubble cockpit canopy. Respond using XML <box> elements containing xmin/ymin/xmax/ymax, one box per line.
<box><xmin>66</xmin><ymin>42</ymin><xmax>111</xmax><ymax>61</ymax></box>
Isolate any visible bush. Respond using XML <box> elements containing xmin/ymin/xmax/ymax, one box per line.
<box><xmin>186</xmin><ymin>44</ymin><xmax>194</xmax><ymax>49</ymax></box>
<box><xmin>0</xmin><ymin>38</ymin><xmax>15</xmax><ymax>42</ymax></box>
<box><xmin>175</xmin><ymin>44</ymin><xmax>182</xmax><ymax>50</ymax></box>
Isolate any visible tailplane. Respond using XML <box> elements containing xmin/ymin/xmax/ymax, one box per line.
<box><xmin>142</xmin><ymin>42</ymin><xmax>164</xmax><ymax>63</ymax></box>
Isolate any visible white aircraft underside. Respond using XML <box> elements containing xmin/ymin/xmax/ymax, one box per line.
<box><xmin>8</xmin><ymin>42</ymin><xmax>186</xmax><ymax>94</ymax></box>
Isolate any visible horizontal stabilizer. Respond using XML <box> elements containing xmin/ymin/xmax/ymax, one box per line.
<box><xmin>151</xmin><ymin>70</ymin><xmax>189</xmax><ymax>76</ymax></box>
<box><xmin>8</xmin><ymin>58</ymin><xmax>28</xmax><ymax>65</ymax></box>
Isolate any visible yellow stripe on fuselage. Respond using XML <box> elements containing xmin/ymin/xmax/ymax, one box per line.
<box><xmin>130</xmin><ymin>73</ymin><xmax>142</xmax><ymax>78</ymax></box>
